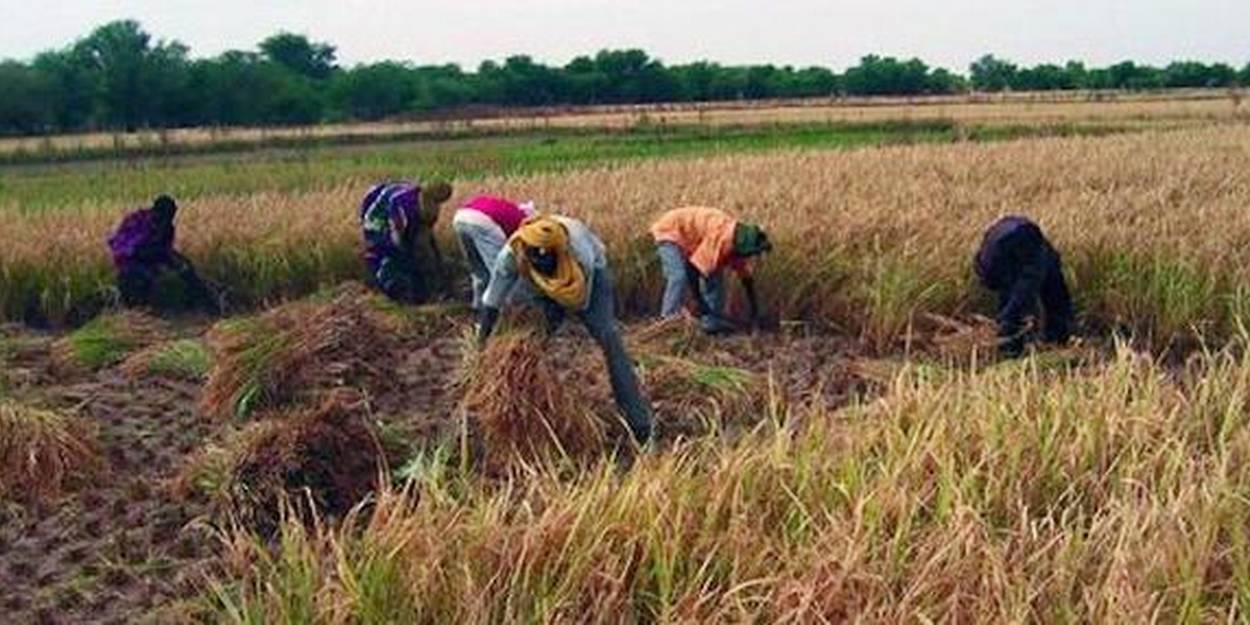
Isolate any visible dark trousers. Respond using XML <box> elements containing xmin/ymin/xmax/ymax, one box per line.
<box><xmin>994</xmin><ymin>249</ymin><xmax>1074</xmax><ymax>356</ymax></box>
<box><xmin>117</xmin><ymin>254</ymin><xmax>218</xmax><ymax>313</ymax></box>
<box><xmin>370</xmin><ymin>253</ymin><xmax>429</xmax><ymax>304</ymax></box>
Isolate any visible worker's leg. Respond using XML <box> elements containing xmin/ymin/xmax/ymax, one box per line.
<box><xmin>699</xmin><ymin>269</ymin><xmax>734</xmax><ymax>334</ymax></box>
<box><xmin>656</xmin><ymin>242</ymin><xmax>689</xmax><ymax>317</ymax></box>
<box><xmin>374</xmin><ymin>256</ymin><xmax>419</xmax><ymax>304</ymax></box>
<box><xmin>997</xmin><ymin>287</ymin><xmax>1037</xmax><ymax>357</ymax></box>
<box><xmin>579</xmin><ymin>268</ymin><xmax>653</xmax><ymax>444</ymax></box>
<box><xmin>117</xmin><ymin>264</ymin><xmax>156</xmax><ymax>308</ymax></box>
<box><xmin>1039</xmin><ymin>251</ymin><xmax>1074</xmax><ymax>344</ymax></box>
<box><xmin>453</xmin><ymin>220</ymin><xmax>493</xmax><ymax>309</ymax></box>
<box><xmin>170</xmin><ymin>253</ymin><xmax>221</xmax><ymax>314</ymax></box>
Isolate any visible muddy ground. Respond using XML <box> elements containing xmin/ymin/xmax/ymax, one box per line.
<box><xmin>0</xmin><ymin>315</ymin><xmax>874</xmax><ymax>624</ymax></box>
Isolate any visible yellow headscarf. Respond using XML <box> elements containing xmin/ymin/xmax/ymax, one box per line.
<box><xmin>509</xmin><ymin>215</ymin><xmax>588</xmax><ymax>309</ymax></box>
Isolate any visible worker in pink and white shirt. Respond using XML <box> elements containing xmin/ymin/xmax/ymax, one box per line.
<box><xmin>452</xmin><ymin>194</ymin><xmax>537</xmax><ymax>308</ymax></box>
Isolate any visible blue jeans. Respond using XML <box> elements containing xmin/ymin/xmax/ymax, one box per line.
<box><xmin>656</xmin><ymin>242</ymin><xmax>730</xmax><ymax>333</ymax></box>
<box><xmin>546</xmin><ymin>267</ymin><xmax>653</xmax><ymax>443</ymax></box>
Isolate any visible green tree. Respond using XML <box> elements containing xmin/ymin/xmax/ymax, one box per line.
<box><xmin>258</xmin><ymin>33</ymin><xmax>337</xmax><ymax>80</ymax></box>
<box><xmin>72</xmin><ymin>20</ymin><xmax>191</xmax><ymax>130</ymax></box>
<box><xmin>969</xmin><ymin>54</ymin><xmax>1017</xmax><ymax>91</ymax></box>
<box><xmin>31</xmin><ymin>48</ymin><xmax>98</xmax><ymax>130</ymax></box>
<box><xmin>564</xmin><ymin>56</ymin><xmax>609</xmax><ymax>104</ymax></box>
<box><xmin>187</xmin><ymin>51</ymin><xmax>303</xmax><ymax>126</ymax></box>
<box><xmin>1161</xmin><ymin>61</ymin><xmax>1236</xmax><ymax>88</ymax></box>
<box><xmin>1015</xmin><ymin>63</ymin><xmax>1074</xmax><ymax>90</ymax></box>
<box><xmin>926</xmin><ymin>68</ymin><xmax>966</xmax><ymax>94</ymax></box>
<box><xmin>1107</xmin><ymin>61</ymin><xmax>1162</xmax><ymax>90</ymax></box>
<box><xmin>844</xmin><ymin>55</ymin><xmax>933</xmax><ymax>95</ymax></box>
<box><xmin>0</xmin><ymin>62</ymin><xmax>54</xmax><ymax>133</ymax></box>
<box><xmin>1063</xmin><ymin>61</ymin><xmax>1089</xmax><ymax>89</ymax></box>
<box><xmin>331</xmin><ymin>62</ymin><xmax>419</xmax><ymax>120</ymax></box>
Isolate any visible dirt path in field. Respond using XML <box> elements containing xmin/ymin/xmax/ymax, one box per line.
<box><xmin>0</xmin><ymin>335</ymin><xmax>215</xmax><ymax>624</ymax></box>
<box><xmin>0</xmin><ymin>316</ymin><xmax>875</xmax><ymax>623</ymax></box>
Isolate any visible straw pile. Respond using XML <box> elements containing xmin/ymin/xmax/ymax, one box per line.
<box><xmin>200</xmin><ymin>283</ymin><xmax>399</xmax><ymax>420</ymax></box>
<box><xmin>459</xmin><ymin>331</ymin><xmax>608</xmax><ymax>474</ymax></box>
<box><xmin>0</xmin><ymin>398</ymin><xmax>102</xmax><ymax>504</ymax></box>
<box><xmin>50</xmin><ymin>310</ymin><xmax>170</xmax><ymax>372</ymax></box>
<box><xmin>225</xmin><ymin>389</ymin><xmax>384</xmax><ymax>535</ymax></box>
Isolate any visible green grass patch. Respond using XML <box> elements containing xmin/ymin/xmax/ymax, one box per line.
<box><xmin>144</xmin><ymin>339</ymin><xmax>211</xmax><ymax>379</ymax></box>
<box><xmin>57</xmin><ymin>314</ymin><xmax>152</xmax><ymax>369</ymax></box>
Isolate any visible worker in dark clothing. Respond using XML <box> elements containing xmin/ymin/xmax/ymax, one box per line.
<box><xmin>973</xmin><ymin>216</ymin><xmax>1074</xmax><ymax>357</ymax></box>
<box><xmin>107</xmin><ymin>195</ymin><xmax>220</xmax><ymax>313</ymax></box>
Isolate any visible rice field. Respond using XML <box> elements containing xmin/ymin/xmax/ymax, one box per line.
<box><xmin>4</xmin><ymin>119</ymin><xmax>1250</xmax><ymax>348</ymax></box>
<box><xmin>0</xmin><ymin>87</ymin><xmax>1241</xmax><ymax>160</ymax></box>
<box><xmin>4</xmin><ymin>96</ymin><xmax>1250</xmax><ymax>623</ymax></box>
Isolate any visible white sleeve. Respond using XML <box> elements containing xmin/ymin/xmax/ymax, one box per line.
<box><xmin>481</xmin><ymin>246</ymin><xmax>520</xmax><ymax>310</ymax></box>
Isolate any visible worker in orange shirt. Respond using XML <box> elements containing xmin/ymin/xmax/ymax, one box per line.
<box><xmin>649</xmin><ymin>206</ymin><xmax>771</xmax><ymax>334</ymax></box>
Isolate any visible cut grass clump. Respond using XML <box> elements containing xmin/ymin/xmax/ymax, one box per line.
<box><xmin>0</xmin><ymin>398</ymin><xmax>102</xmax><ymax>504</ymax></box>
<box><xmin>52</xmin><ymin>310</ymin><xmax>168</xmax><ymax>371</ymax></box>
<box><xmin>637</xmin><ymin>353</ymin><xmax>766</xmax><ymax>437</ymax></box>
<box><xmin>459</xmin><ymin>330</ymin><xmax>609</xmax><ymax>474</ymax></box>
<box><xmin>201</xmin><ymin>282</ymin><xmax>399</xmax><ymax>421</ymax></box>
<box><xmin>172</xmin><ymin>440</ymin><xmax>235</xmax><ymax>504</ymax></box>
<box><xmin>226</xmin><ymin>389</ymin><xmax>384</xmax><ymax>536</ymax></box>
<box><xmin>625</xmin><ymin>318</ymin><xmax>771</xmax><ymax>436</ymax></box>
<box><xmin>121</xmin><ymin>338</ymin><xmax>212</xmax><ymax>380</ymax></box>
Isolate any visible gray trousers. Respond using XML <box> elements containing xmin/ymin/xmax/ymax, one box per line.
<box><xmin>545</xmin><ymin>267</ymin><xmax>653</xmax><ymax>442</ymax></box>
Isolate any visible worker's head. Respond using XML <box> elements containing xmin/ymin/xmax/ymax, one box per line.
<box><xmin>418</xmin><ymin>180</ymin><xmax>453</xmax><ymax>225</ymax></box>
<box><xmin>152</xmin><ymin>195</ymin><xmax>178</xmax><ymax>224</ymax></box>
<box><xmin>525</xmin><ymin>246</ymin><xmax>559</xmax><ymax>276</ymax></box>
<box><xmin>421</xmin><ymin>180</ymin><xmax>453</xmax><ymax>207</ymax></box>
<box><xmin>732</xmin><ymin>223</ymin><xmax>771</xmax><ymax>258</ymax></box>
<box><xmin>515</xmin><ymin>215</ymin><xmax>567</xmax><ymax>277</ymax></box>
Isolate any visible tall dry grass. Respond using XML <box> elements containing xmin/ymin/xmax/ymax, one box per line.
<box><xmin>209</xmin><ymin>340</ymin><xmax>1250</xmax><ymax>623</ymax></box>
<box><xmin>4</xmin><ymin>125</ymin><xmax>1250</xmax><ymax>349</ymax></box>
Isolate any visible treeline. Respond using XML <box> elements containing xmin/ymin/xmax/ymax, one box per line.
<box><xmin>1</xmin><ymin>20</ymin><xmax>1248</xmax><ymax>135</ymax></box>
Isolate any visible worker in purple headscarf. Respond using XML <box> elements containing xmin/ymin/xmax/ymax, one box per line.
<box><xmin>359</xmin><ymin>179</ymin><xmax>453</xmax><ymax>303</ymax></box>
<box><xmin>107</xmin><ymin>195</ymin><xmax>219</xmax><ymax>313</ymax></box>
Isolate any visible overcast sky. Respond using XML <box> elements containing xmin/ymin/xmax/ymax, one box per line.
<box><xmin>1</xmin><ymin>0</ymin><xmax>1247</xmax><ymax>71</ymax></box>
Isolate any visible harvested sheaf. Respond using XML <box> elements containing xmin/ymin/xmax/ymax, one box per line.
<box><xmin>120</xmin><ymin>338</ymin><xmax>212</xmax><ymax>381</ymax></box>
<box><xmin>51</xmin><ymin>309</ymin><xmax>169</xmax><ymax>372</ymax></box>
<box><xmin>917</xmin><ymin>313</ymin><xmax>1001</xmax><ymax>366</ymax></box>
<box><xmin>636</xmin><ymin>353</ymin><xmax>766</xmax><ymax>437</ymax></box>
<box><xmin>225</xmin><ymin>389</ymin><xmax>384</xmax><ymax>535</ymax></box>
<box><xmin>200</xmin><ymin>283</ymin><xmax>399</xmax><ymax>420</ymax></box>
<box><xmin>625</xmin><ymin>319</ymin><xmax>771</xmax><ymax>436</ymax></box>
<box><xmin>0</xmin><ymin>398</ymin><xmax>102</xmax><ymax>504</ymax></box>
<box><xmin>459</xmin><ymin>331</ymin><xmax>609</xmax><ymax>474</ymax></box>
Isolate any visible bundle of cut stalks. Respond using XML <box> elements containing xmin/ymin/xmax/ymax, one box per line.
<box><xmin>635</xmin><ymin>352</ymin><xmax>764</xmax><ymax>436</ymax></box>
<box><xmin>226</xmin><ymin>389</ymin><xmax>383</xmax><ymax>535</ymax></box>
<box><xmin>0</xmin><ymin>398</ymin><xmax>102</xmax><ymax>503</ymax></box>
<box><xmin>459</xmin><ymin>331</ymin><xmax>608</xmax><ymax>473</ymax></box>
<box><xmin>201</xmin><ymin>283</ymin><xmax>399</xmax><ymax>420</ymax></box>
<box><xmin>919</xmin><ymin>313</ymin><xmax>1000</xmax><ymax>366</ymax></box>
<box><xmin>626</xmin><ymin>316</ymin><xmax>717</xmax><ymax>356</ymax></box>
<box><xmin>120</xmin><ymin>338</ymin><xmax>211</xmax><ymax>381</ymax></box>
<box><xmin>51</xmin><ymin>309</ymin><xmax>170</xmax><ymax>372</ymax></box>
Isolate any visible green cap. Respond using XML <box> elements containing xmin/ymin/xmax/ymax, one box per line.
<box><xmin>733</xmin><ymin>223</ymin><xmax>771</xmax><ymax>257</ymax></box>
